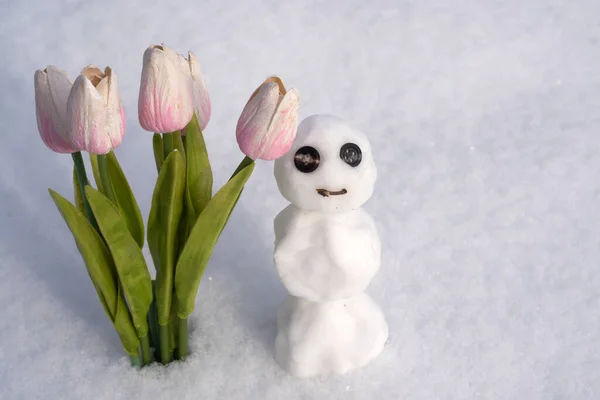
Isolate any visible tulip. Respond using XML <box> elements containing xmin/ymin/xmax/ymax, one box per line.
<box><xmin>138</xmin><ymin>44</ymin><xmax>194</xmax><ymax>133</ymax></box>
<box><xmin>179</xmin><ymin>51</ymin><xmax>211</xmax><ymax>132</ymax></box>
<box><xmin>67</xmin><ymin>65</ymin><xmax>126</xmax><ymax>155</ymax></box>
<box><xmin>34</xmin><ymin>66</ymin><xmax>78</xmax><ymax>153</ymax></box>
<box><xmin>236</xmin><ymin>76</ymin><xmax>299</xmax><ymax>161</ymax></box>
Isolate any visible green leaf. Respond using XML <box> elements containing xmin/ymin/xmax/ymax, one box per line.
<box><xmin>48</xmin><ymin>189</ymin><xmax>138</xmax><ymax>355</ymax></box>
<box><xmin>85</xmin><ymin>186</ymin><xmax>152</xmax><ymax>337</ymax></box>
<box><xmin>114</xmin><ymin>285</ymin><xmax>142</xmax><ymax>356</ymax></box>
<box><xmin>225</xmin><ymin>156</ymin><xmax>254</xmax><ymax>223</ymax></box>
<box><xmin>73</xmin><ymin>167</ymin><xmax>85</xmax><ymax>213</ymax></box>
<box><xmin>185</xmin><ymin>114</ymin><xmax>212</xmax><ymax>222</ymax></box>
<box><xmin>147</xmin><ymin>150</ymin><xmax>186</xmax><ymax>325</ymax></box>
<box><xmin>89</xmin><ymin>154</ymin><xmax>104</xmax><ymax>193</ymax></box>
<box><xmin>91</xmin><ymin>280</ymin><xmax>113</xmax><ymax>320</ymax></box>
<box><xmin>153</xmin><ymin>133</ymin><xmax>164</xmax><ymax>173</ymax></box>
<box><xmin>91</xmin><ymin>152</ymin><xmax>144</xmax><ymax>247</ymax></box>
<box><xmin>175</xmin><ymin>160</ymin><xmax>255</xmax><ymax>318</ymax></box>
<box><xmin>173</xmin><ymin>131</ymin><xmax>185</xmax><ymax>161</ymax></box>
<box><xmin>106</xmin><ymin>152</ymin><xmax>145</xmax><ymax>247</ymax></box>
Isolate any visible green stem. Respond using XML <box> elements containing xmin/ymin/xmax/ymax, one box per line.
<box><xmin>224</xmin><ymin>156</ymin><xmax>255</xmax><ymax>223</ymax></box>
<box><xmin>230</xmin><ymin>156</ymin><xmax>254</xmax><ymax>180</ymax></box>
<box><xmin>71</xmin><ymin>151</ymin><xmax>98</xmax><ymax>230</ymax></box>
<box><xmin>148</xmin><ymin>280</ymin><xmax>160</xmax><ymax>360</ymax></box>
<box><xmin>173</xmin><ymin>131</ymin><xmax>185</xmax><ymax>160</ymax></box>
<box><xmin>153</xmin><ymin>134</ymin><xmax>164</xmax><ymax>173</ymax></box>
<box><xmin>159</xmin><ymin>324</ymin><xmax>171</xmax><ymax>364</ymax></box>
<box><xmin>163</xmin><ymin>133</ymin><xmax>174</xmax><ymax>160</ymax></box>
<box><xmin>130</xmin><ymin>355</ymin><xmax>142</xmax><ymax>368</ymax></box>
<box><xmin>140</xmin><ymin>335</ymin><xmax>152</xmax><ymax>365</ymax></box>
<box><xmin>97</xmin><ymin>154</ymin><xmax>116</xmax><ymax>203</ymax></box>
<box><xmin>178</xmin><ymin>317</ymin><xmax>189</xmax><ymax>359</ymax></box>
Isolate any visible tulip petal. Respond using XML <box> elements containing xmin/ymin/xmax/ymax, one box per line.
<box><xmin>138</xmin><ymin>45</ymin><xmax>193</xmax><ymax>133</ymax></box>
<box><xmin>261</xmin><ymin>88</ymin><xmax>300</xmax><ymax>160</ymax></box>
<box><xmin>105</xmin><ymin>69</ymin><xmax>126</xmax><ymax>149</ymax></box>
<box><xmin>34</xmin><ymin>67</ymin><xmax>77</xmax><ymax>153</ymax></box>
<box><xmin>45</xmin><ymin>66</ymin><xmax>72</xmax><ymax>131</ymax></box>
<box><xmin>82</xmin><ymin>65</ymin><xmax>105</xmax><ymax>86</ymax></box>
<box><xmin>236</xmin><ymin>81</ymin><xmax>280</xmax><ymax>159</ymax></box>
<box><xmin>188</xmin><ymin>52</ymin><xmax>211</xmax><ymax>131</ymax></box>
<box><xmin>67</xmin><ymin>70</ymin><xmax>125</xmax><ymax>155</ymax></box>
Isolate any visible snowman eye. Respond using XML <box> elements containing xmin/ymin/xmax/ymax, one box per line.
<box><xmin>294</xmin><ymin>146</ymin><xmax>320</xmax><ymax>173</ymax></box>
<box><xmin>340</xmin><ymin>143</ymin><xmax>362</xmax><ymax>167</ymax></box>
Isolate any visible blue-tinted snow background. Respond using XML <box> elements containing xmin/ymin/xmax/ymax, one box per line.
<box><xmin>1</xmin><ymin>0</ymin><xmax>599</xmax><ymax>398</ymax></box>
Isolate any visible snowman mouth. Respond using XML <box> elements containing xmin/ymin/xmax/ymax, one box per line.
<box><xmin>316</xmin><ymin>188</ymin><xmax>348</xmax><ymax>197</ymax></box>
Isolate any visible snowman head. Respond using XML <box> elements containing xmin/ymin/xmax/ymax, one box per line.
<box><xmin>274</xmin><ymin>114</ymin><xmax>377</xmax><ymax>212</ymax></box>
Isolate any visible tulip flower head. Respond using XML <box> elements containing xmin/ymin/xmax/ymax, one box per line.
<box><xmin>236</xmin><ymin>76</ymin><xmax>299</xmax><ymax>161</ymax></box>
<box><xmin>34</xmin><ymin>66</ymin><xmax>78</xmax><ymax>153</ymax></box>
<box><xmin>138</xmin><ymin>44</ymin><xmax>194</xmax><ymax>133</ymax></box>
<box><xmin>67</xmin><ymin>66</ymin><xmax>126</xmax><ymax>155</ymax></box>
<box><xmin>179</xmin><ymin>51</ymin><xmax>211</xmax><ymax>132</ymax></box>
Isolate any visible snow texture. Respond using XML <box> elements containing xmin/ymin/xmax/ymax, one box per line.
<box><xmin>274</xmin><ymin>204</ymin><xmax>381</xmax><ymax>302</ymax></box>
<box><xmin>275</xmin><ymin>293</ymin><xmax>388</xmax><ymax>377</ymax></box>
<box><xmin>1</xmin><ymin>0</ymin><xmax>599</xmax><ymax>399</ymax></box>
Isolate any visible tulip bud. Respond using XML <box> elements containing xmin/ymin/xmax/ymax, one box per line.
<box><xmin>67</xmin><ymin>65</ymin><xmax>126</xmax><ymax>154</ymax></box>
<box><xmin>138</xmin><ymin>44</ymin><xmax>194</xmax><ymax>133</ymax></box>
<box><xmin>179</xmin><ymin>51</ymin><xmax>211</xmax><ymax>132</ymax></box>
<box><xmin>236</xmin><ymin>77</ymin><xmax>299</xmax><ymax>161</ymax></box>
<box><xmin>34</xmin><ymin>66</ymin><xmax>78</xmax><ymax>153</ymax></box>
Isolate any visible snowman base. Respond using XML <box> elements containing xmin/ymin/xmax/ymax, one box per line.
<box><xmin>275</xmin><ymin>293</ymin><xmax>388</xmax><ymax>377</ymax></box>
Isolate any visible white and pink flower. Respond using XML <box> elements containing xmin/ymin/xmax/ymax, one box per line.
<box><xmin>67</xmin><ymin>66</ymin><xmax>126</xmax><ymax>154</ymax></box>
<box><xmin>138</xmin><ymin>44</ymin><xmax>195</xmax><ymax>133</ymax></box>
<box><xmin>236</xmin><ymin>76</ymin><xmax>299</xmax><ymax>161</ymax></box>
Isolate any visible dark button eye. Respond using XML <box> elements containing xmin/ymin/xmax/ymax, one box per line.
<box><xmin>340</xmin><ymin>143</ymin><xmax>362</xmax><ymax>167</ymax></box>
<box><xmin>294</xmin><ymin>146</ymin><xmax>320</xmax><ymax>173</ymax></box>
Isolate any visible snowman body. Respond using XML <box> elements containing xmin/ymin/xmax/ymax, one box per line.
<box><xmin>272</xmin><ymin>115</ymin><xmax>388</xmax><ymax>377</ymax></box>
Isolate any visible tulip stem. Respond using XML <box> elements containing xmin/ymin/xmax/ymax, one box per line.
<box><xmin>97</xmin><ymin>154</ymin><xmax>116</xmax><ymax>203</ymax></box>
<box><xmin>224</xmin><ymin>156</ymin><xmax>255</xmax><ymax>227</ymax></box>
<box><xmin>178</xmin><ymin>317</ymin><xmax>189</xmax><ymax>360</ymax></box>
<box><xmin>148</xmin><ymin>280</ymin><xmax>160</xmax><ymax>360</ymax></box>
<box><xmin>173</xmin><ymin>131</ymin><xmax>185</xmax><ymax>160</ymax></box>
<box><xmin>159</xmin><ymin>324</ymin><xmax>171</xmax><ymax>364</ymax></box>
<box><xmin>140</xmin><ymin>334</ymin><xmax>152</xmax><ymax>366</ymax></box>
<box><xmin>71</xmin><ymin>151</ymin><xmax>98</xmax><ymax>230</ymax></box>
<box><xmin>230</xmin><ymin>156</ymin><xmax>254</xmax><ymax>180</ymax></box>
<box><xmin>130</xmin><ymin>355</ymin><xmax>142</xmax><ymax>368</ymax></box>
<box><xmin>152</xmin><ymin>134</ymin><xmax>164</xmax><ymax>173</ymax></box>
<box><xmin>163</xmin><ymin>134</ymin><xmax>174</xmax><ymax>159</ymax></box>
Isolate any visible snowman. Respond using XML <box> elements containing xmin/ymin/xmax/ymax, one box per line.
<box><xmin>272</xmin><ymin>114</ymin><xmax>388</xmax><ymax>377</ymax></box>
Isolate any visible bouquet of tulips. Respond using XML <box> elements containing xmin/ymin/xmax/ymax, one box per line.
<box><xmin>34</xmin><ymin>43</ymin><xmax>299</xmax><ymax>367</ymax></box>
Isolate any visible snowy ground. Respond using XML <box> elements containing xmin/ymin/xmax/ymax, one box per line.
<box><xmin>1</xmin><ymin>0</ymin><xmax>599</xmax><ymax>398</ymax></box>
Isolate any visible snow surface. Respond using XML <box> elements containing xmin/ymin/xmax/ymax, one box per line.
<box><xmin>1</xmin><ymin>0</ymin><xmax>599</xmax><ymax>398</ymax></box>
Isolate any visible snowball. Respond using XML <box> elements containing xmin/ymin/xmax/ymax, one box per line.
<box><xmin>275</xmin><ymin>293</ymin><xmax>389</xmax><ymax>377</ymax></box>
<box><xmin>274</xmin><ymin>114</ymin><xmax>377</xmax><ymax>213</ymax></box>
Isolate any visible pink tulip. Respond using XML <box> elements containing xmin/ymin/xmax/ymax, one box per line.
<box><xmin>67</xmin><ymin>66</ymin><xmax>126</xmax><ymax>154</ymax></box>
<box><xmin>179</xmin><ymin>51</ymin><xmax>211</xmax><ymax>131</ymax></box>
<box><xmin>236</xmin><ymin>76</ymin><xmax>299</xmax><ymax>161</ymax></box>
<box><xmin>138</xmin><ymin>44</ymin><xmax>194</xmax><ymax>133</ymax></box>
<box><xmin>34</xmin><ymin>66</ymin><xmax>78</xmax><ymax>153</ymax></box>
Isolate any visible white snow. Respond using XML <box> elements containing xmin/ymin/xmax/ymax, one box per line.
<box><xmin>274</xmin><ymin>204</ymin><xmax>381</xmax><ymax>302</ymax></box>
<box><xmin>1</xmin><ymin>0</ymin><xmax>599</xmax><ymax>399</ymax></box>
<box><xmin>275</xmin><ymin>293</ymin><xmax>388</xmax><ymax>377</ymax></box>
